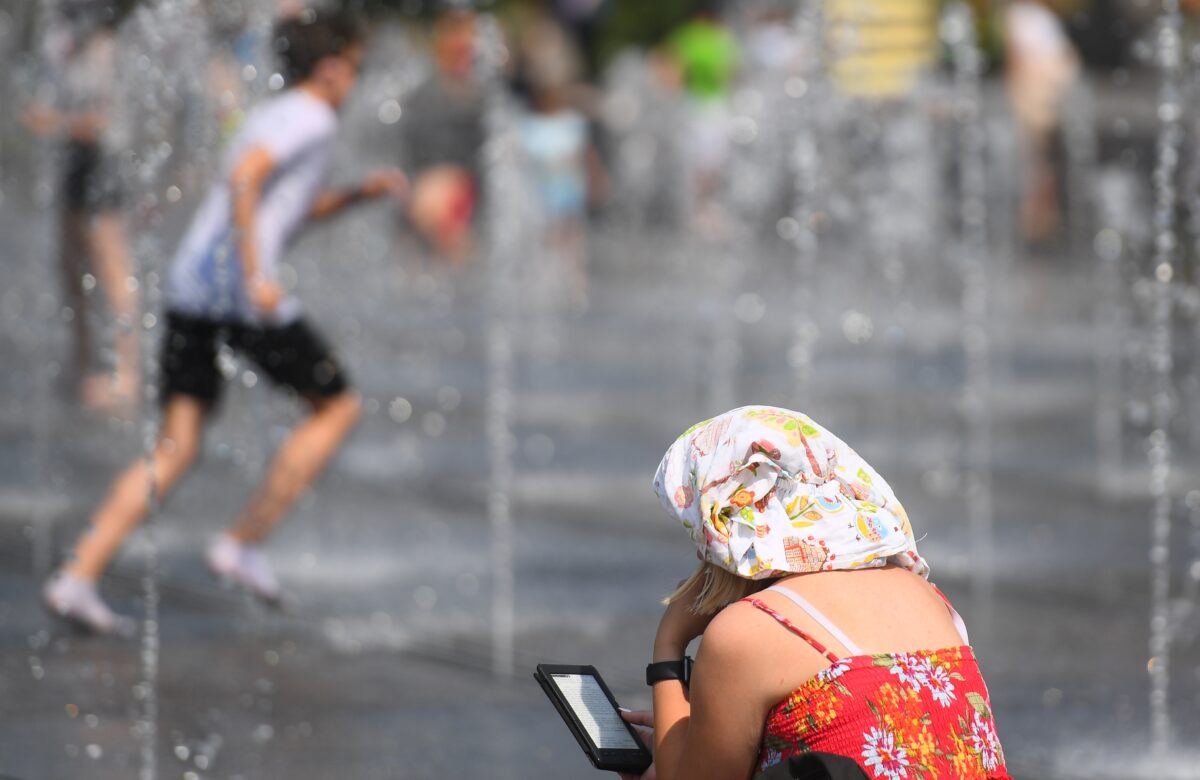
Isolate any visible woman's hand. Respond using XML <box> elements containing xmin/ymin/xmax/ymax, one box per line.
<box><xmin>618</xmin><ymin>709</ymin><xmax>656</xmax><ymax>780</ymax></box>
<box><xmin>653</xmin><ymin>577</ymin><xmax>717</xmax><ymax>661</ymax></box>
<box><xmin>621</xmin><ymin>709</ymin><xmax>655</xmax><ymax>750</ymax></box>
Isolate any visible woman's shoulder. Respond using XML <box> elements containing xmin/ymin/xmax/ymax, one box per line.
<box><xmin>698</xmin><ymin>598</ymin><xmax>835</xmax><ymax>706</ymax></box>
<box><xmin>702</xmin><ymin>597</ymin><xmax>826</xmax><ymax>668</ymax></box>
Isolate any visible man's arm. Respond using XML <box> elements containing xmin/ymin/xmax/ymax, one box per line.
<box><xmin>229</xmin><ymin>145</ymin><xmax>282</xmax><ymax>313</ymax></box>
<box><xmin>309</xmin><ymin>169</ymin><xmax>408</xmax><ymax>221</ymax></box>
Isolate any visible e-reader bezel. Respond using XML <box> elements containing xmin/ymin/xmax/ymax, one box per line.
<box><xmin>534</xmin><ymin>663</ymin><xmax>653</xmax><ymax>774</ymax></box>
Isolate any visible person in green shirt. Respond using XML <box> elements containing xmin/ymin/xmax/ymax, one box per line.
<box><xmin>668</xmin><ymin>7</ymin><xmax>739</xmax><ymax>102</ymax></box>
<box><xmin>665</xmin><ymin>6</ymin><xmax>740</xmax><ymax>233</ymax></box>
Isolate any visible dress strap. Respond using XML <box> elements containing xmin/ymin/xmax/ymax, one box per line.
<box><xmin>764</xmin><ymin>584</ymin><xmax>864</xmax><ymax>657</ymax></box>
<box><xmin>930</xmin><ymin>584</ymin><xmax>971</xmax><ymax>645</ymax></box>
<box><xmin>742</xmin><ymin>597</ymin><xmax>842</xmax><ymax>664</ymax></box>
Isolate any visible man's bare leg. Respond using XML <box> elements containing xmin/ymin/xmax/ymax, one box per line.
<box><xmin>207</xmin><ymin>392</ymin><xmax>360</xmax><ymax>599</ymax></box>
<box><xmin>67</xmin><ymin>396</ymin><xmax>206</xmax><ymax>580</ymax></box>
<box><xmin>46</xmin><ymin>396</ymin><xmax>206</xmax><ymax>632</ymax></box>
<box><xmin>228</xmin><ymin>391</ymin><xmax>361</xmax><ymax>544</ymax></box>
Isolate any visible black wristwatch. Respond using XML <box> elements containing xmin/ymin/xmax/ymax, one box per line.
<box><xmin>646</xmin><ymin>656</ymin><xmax>693</xmax><ymax>687</ymax></box>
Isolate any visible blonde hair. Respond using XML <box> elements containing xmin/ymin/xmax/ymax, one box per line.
<box><xmin>666</xmin><ymin>562</ymin><xmax>775</xmax><ymax>616</ymax></box>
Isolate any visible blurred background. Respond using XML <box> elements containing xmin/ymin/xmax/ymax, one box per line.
<box><xmin>1</xmin><ymin>0</ymin><xmax>1200</xmax><ymax>777</ymax></box>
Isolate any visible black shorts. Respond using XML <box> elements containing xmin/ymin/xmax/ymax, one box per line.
<box><xmin>62</xmin><ymin>141</ymin><xmax>123</xmax><ymax>212</ymax></box>
<box><xmin>159</xmin><ymin>312</ymin><xmax>350</xmax><ymax>407</ymax></box>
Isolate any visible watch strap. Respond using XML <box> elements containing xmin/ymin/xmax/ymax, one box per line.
<box><xmin>645</xmin><ymin>656</ymin><xmax>693</xmax><ymax>687</ymax></box>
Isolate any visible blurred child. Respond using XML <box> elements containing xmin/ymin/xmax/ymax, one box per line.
<box><xmin>24</xmin><ymin>1</ymin><xmax>140</xmax><ymax>414</ymax></box>
<box><xmin>43</xmin><ymin>10</ymin><xmax>407</xmax><ymax>634</ymax></box>
<box><xmin>516</xmin><ymin>11</ymin><xmax>600</xmax><ymax>309</ymax></box>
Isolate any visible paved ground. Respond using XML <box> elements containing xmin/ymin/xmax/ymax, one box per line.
<box><xmin>2</xmin><ymin>63</ymin><xmax>1200</xmax><ymax>780</ymax></box>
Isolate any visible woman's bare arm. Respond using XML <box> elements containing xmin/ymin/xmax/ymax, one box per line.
<box><xmin>652</xmin><ymin>604</ymin><xmax>772</xmax><ymax>780</ymax></box>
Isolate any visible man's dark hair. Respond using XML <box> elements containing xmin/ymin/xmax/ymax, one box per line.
<box><xmin>274</xmin><ymin>10</ymin><xmax>364</xmax><ymax>84</ymax></box>
<box><xmin>63</xmin><ymin>0</ymin><xmax>138</xmax><ymax>33</ymax></box>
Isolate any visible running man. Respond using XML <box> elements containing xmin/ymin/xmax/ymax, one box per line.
<box><xmin>44</xmin><ymin>10</ymin><xmax>407</xmax><ymax>633</ymax></box>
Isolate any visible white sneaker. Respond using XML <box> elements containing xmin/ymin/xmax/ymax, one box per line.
<box><xmin>206</xmin><ymin>535</ymin><xmax>281</xmax><ymax>602</ymax></box>
<box><xmin>43</xmin><ymin>571</ymin><xmax>136</xmax><ymax>636</ymax></box>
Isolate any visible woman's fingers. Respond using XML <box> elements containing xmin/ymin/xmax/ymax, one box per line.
<box><xmin>619</xmin><ymin>708</ymin><xmax>654</xmax><ymax>727</ymax></box>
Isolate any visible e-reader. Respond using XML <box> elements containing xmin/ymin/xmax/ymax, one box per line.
<box><xmin>534</xmin><ymin>664</ymin><xmax>653</xmax><ymax>774</ymax></box>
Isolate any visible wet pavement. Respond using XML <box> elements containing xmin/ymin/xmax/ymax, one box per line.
<box><xmin>2</xmin><ymin>89</ymin><xmax>1200</xmax><ymax>780</ymax></box>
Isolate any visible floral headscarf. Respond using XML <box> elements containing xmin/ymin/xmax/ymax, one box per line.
<box><xmin>653</xmin><ymin>406</ymin><xmax>928</xmax><ymax>580</ymax></box>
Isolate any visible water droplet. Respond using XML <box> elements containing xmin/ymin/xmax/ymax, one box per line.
<box><xmin>378</xmin><ymin>99</ymin><xmax>403</xmax><ymax>125</ymax></box>
<box><xmin>252</xmin><ymin>723</ymin><xmax>274</xmax><ymax>744</ymax></box>
<box><xmin>784</xmin><ymin>77</ymin><xmax>808</xmax><ymax>98</ymax></box>
<box><xmin>388</xmin><ymin>397</ymin><xmax>412</xmax><ymax>422</ymax></box>
<box><xmin>776</xmin><ymin>217</ymin><xmax>800</xmax><ymax>241</ymax></box>
<box><xmin>841</xmin><ymin>311</ymin><xmax>874</xmax><ymax>344</ymax></box>
<box><xmin>85</xmin><ymin>744</ymin><xmax>103</xmax><ymax>759</ymax></box>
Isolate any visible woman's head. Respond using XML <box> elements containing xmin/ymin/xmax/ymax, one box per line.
<box><xmin>654</xmin><ymin>406</ymin><xmax>927</xmax><ymax>582</ymax></box>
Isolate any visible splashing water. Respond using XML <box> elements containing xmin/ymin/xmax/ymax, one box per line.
<box><xmin>479</xmin><ymin>13</ymin><xmax>520</xmax><ymax>678</ymax></box>
<box><xmin>1147</xmin><ymin>0</ymin><xmax>1184</xmax><ymax>762</ymax></box>
<box><xmin>943</xmin><ymin>1</ymin><xmax>994</xmax><ymax>636</ymax></box>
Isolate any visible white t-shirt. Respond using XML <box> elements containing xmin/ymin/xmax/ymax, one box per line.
<box><xmin>166</xmin><ymin>90</ymin><xmax>337</xmax><ymax>324</ymax></box>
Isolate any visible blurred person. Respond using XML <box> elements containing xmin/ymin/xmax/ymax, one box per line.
<box><xmin>664</xmin><ymin>3</ymin><xmax>739</xmax><ymax>234</ymax></box>
<box><xmin>515</xmin><ymin>8</ymin><xmax>605</xmax><ymax>309</ymax></box>
<box><xmin>548</xmin><ymin>0</ymin><xmax>609</xmax><ymax>81</ymax></box>
<box><xmin>618</xmin><ymin>406</ymin><xmax>1010</xmax><ymax>780</ymax></box>
<box><xmin>24</xmin><ymin>0</ymin><xmax>140</xmax><ymax>415</ymax></box>
<box><xmin>400</xmin><ymin>7</ymin><xmax>485</xmax><ymax>264</ymax></box>
<box><xmin>1004</xmin><ymin>0</ymin><xmax>1080</xmax><ymax>243</ymax></box>
<box><xmin>43</xmin><ymin>11</ymin><xmax>408</xmax><ymax>634</ymax></box>
<box><xmin>743</xmin><ymin>3</ymin><xmax>800</xmax><ymax>74</ymax></box>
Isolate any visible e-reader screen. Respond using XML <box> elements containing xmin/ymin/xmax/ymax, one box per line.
<box><xmin>549</xmin><ymin>673</ymin><xmax>640</xmax><ymax>750</ymax></box>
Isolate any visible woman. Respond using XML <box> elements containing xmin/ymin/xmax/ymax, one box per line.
<box><xmin>620</xmin><ymin>406</ymin><xmax>1009</xmax><ymax>779</ymax></box>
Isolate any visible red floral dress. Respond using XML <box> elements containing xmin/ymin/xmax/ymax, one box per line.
<box><xmin>744</xmin><ymin>597</ymin><xmax>1010</xmax><ymax>780</ymax></box>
